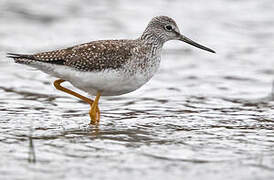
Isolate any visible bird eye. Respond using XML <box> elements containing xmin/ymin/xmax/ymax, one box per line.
<box><xmin>165</xmin><ymin>25</ymin><xmax>173</xmax><ymax>31</ymax></box>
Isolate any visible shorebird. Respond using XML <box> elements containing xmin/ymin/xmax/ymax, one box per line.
<box><xmin>7</xmin><ymin>16</ymin><xmax>215</xmax><ymax>125</ymax></box>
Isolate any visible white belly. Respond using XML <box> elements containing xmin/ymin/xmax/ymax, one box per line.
<box><xmin>68</xmin><ymin>69</ymin><xmax>151</xmax><ymax>96</ymax></box>
<box><xmin>28</xmin><ymin>60</ymin><xmax>160</xmax><ymax>96</ymax></box>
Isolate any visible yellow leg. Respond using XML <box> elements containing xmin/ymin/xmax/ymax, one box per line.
<box><xmin>89</xmin><ymin>92</ymin><xmax>101</xmax><ymax>125</ymax></box>
<box><xmin>53</xmin><ymin>79</ymin><xmax>100</xmax><ymax>124</ymax></box>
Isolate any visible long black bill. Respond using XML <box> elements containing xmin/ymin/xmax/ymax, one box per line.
<box><xmin>179</xmin><ymin>34</ymin><xmax>215</xmax><ymax>53</ymax></box>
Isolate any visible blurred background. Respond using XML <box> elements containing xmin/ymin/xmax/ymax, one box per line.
<box><xmin>0</xmin><ymin>0</ymin><xmax>273</xmax><ymax>180</ymax></box>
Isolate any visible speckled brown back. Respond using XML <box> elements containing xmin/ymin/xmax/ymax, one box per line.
<box><xmin>8</xmin><ymin>39</ymin><xmax>150</xmax><ymax>72</ymax></box>
<box><xmin>8</xmin><ymin>16</ymin><xmax>192</xmax><ymax>72</ymax></box>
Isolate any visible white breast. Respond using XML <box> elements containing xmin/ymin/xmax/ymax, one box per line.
<box><xmin>27</xmin><ymin>56</ymin><xmax>161</xmax><ymax>96</ymax></box>
<box><xmin>69</xmin><ymin>56</ymin><xmax>161</xmax><ymax>96</ymax></box>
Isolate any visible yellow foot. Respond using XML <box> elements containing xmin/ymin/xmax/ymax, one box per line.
<box><xmin>89</xmin><ymin>92</ymin><xmax>101</xmax><ymax>125</ymax></box>
<box><xmin>89</xmin><ymin>105</ymin><xmax>100</xmax><ymax>125</ymax></box>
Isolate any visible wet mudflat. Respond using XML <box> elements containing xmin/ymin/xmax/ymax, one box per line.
<box><xmin>0</xmin><ymin>0</ymin><xmax>274</xmax><ymax>180</ymax></box>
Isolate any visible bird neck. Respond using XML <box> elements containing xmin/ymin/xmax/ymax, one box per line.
<box><xmin>139</xmin><ymin>28</ymin><xmax>165</xmax><ymax>48</ymax></box>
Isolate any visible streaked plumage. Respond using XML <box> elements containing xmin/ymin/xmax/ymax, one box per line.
<box><xmin>8</xmin><ymin>38</ymin><xmax>162</xmax><ymax>96</ymax></box>
<box><xmin>7</xmin><ymin>16</ymin><xmax>215</xmax><ymax>124</ymax></box>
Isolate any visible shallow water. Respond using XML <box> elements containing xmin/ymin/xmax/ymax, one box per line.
<box><xmin>0</xmin><ymin>0</ymin><xmax>274</xmax><ymax>180</ymax></box>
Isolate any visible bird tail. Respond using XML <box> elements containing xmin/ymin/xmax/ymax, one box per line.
<box><xmin>6</xmin><ymin>53</ymin><xmax>36</xmax><ymax>64</ymax></box>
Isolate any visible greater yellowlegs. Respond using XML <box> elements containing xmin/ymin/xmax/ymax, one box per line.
<box><xmin>7</xmin><ymin>16</ymin><xmax>215</xmax><ymax>125</ymax></box>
